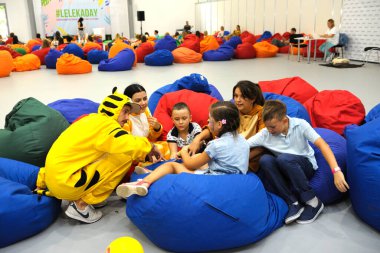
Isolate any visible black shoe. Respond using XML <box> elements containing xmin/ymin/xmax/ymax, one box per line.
<box><xmin>296</xmin><ymin>199</ymin><xmax>324</xmax><ymax>224</ymax></box>
<box><xmin>285</xmin><ymin>204</ymin><xmax>304</xmax><ymax>224</ymax></box>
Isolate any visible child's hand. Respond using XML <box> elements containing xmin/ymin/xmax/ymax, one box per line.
<box><xmin>179</xmin><ymin>146</ymin><xmax>189</xmax><ymax>157</ymax></box>
<box><xmin>334</xmin><ymin>171</ymin><xmax>349</xmax><ymax>192</ymax></box>
<box><xmin>188</xmin><ymin>140</ymin><xmax>200</xmax><ymax>155</ymax></box>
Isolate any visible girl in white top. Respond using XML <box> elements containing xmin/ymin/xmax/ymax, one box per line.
<box><xmin>319</xmin><ymin>19</ymin><xmax>340</xmax><ymax>60</ymax></box>
<box><xmin>116</xmin><ymin>101</ymin><xmax>250</xmax><ymax>199</ymax></box>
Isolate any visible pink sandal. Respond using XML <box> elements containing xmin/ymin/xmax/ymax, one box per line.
<box><xmin>116</xmin><ymin>179</ymin><xmax>151</xmax><ymax>199</ymax></box>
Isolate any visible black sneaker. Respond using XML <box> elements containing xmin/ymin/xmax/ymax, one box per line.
<box><xmin>296</xmin><ymin>199</ymin><xmax>324</xmax><ymax>224</ymax></box>
<box><xmin>285</xmin><ymin>204</ymin><xmax>304</xmax><ymax>224</ymax></box>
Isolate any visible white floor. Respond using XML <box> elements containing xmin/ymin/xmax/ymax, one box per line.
<box><xmin>1</xmin><ymin>55</ymin><xmax>380</xmax><ymax>252</ymax></box>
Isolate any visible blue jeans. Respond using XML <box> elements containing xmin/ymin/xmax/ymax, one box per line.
<box><xmin>259</xmin><ymin>153</ymin><xmax>316</xmax><ymax>205</ymax></box>
<box><xmin>319</xmin><ymin>41</ymin><xmax>335</xmax><ymax>58</ymax></box>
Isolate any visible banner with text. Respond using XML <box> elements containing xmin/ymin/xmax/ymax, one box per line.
<box><xmin>41</xmin><ymin>0</ymin><xmax>111</xmax><ymax>37</ymax></box>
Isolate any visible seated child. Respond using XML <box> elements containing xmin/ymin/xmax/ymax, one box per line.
<box><xmin>116</xmin><ymin>101</ymin><xmax>250</xmax><ymax>198</ymax></box>
<box><xmin>247</xmin><ymin>100</ymin><xmax>349</xmax><ymax>225</ymax></box>
<box><xmin>166</xmin><ymin>102</ymin><xmax>202</xmax><ymax>159</ymax></box>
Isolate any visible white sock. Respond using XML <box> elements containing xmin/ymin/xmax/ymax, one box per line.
<box><xmin>306</xmin><ymin>197</ymin><xmax>318</xmax><ymax>208</ymax></box>
<box><xmin>291</xmin><ymin>201</ymin><xmax>299</xmax><ymax>206</ymax></box>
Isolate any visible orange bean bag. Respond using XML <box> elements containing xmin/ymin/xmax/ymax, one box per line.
<box><xmin>10</xmin><ymin>44</ymin><xmax>30</xmax><ymax>54</ymax></box>
<box><xmin>31</xmin><ymin>47</ymin><xmax>50</xmax><ymax>65</ymax></box>
<box><xmin>135</xmin><ymin>42</ymin><xmax>154</xmax><ymax>63</ymax></box>
<box><xmin>200</xmin><ymin>36</ymin><xmax>219</xmax><ymax>54</ymax></box>
<box><xmin>108</xmin><ymin>41</ymin><xmax>137</xmax><ymax>66</ymax></box>
<box><xmin>253</xmin><ymin>41</ymin><xmax>278</xmax><ymax>58</ymax></box>
<box><xmin>82</xmin><ymin>42</ymin><xmax>102</xmax><ymax>55</ymax></box>
<box><xmin>26</xmin><ymin>39</ymin><xmax>42</xmax><ymax>51</ymax></box>
<box><xmin>234</xmin><ymin>43</ymin><xmax>256</xmax><ymax>59</ymax></box>
<box><xmin>12</xmin><ymin>54</ymin><xmax>41</xmax><ymax>72</ymax></box>
<box><xmin>0</xmin><ymin>45</ymin><xmax>22</xmax><ymax>58</ymax></box>
<box><xmin>172</xmin><ymin>47</ymin><xmax>202</xmax><ymax>63</ymax></box>
<box><xmin>0</xmin><ymin>51</ymin><xmax>14</xmax><ymax>77</ymax></box>
<box><xmin>180</xmin><ymin>34</ymin><xmax>200</xmax><ymax>53</ymax></box>
<box><xmin>259</xmin><ymin>76</ymin><xmax>318</xmax><ymax>104</ymax></box>
<box><xmin>56</xmin><ymin>53</ymin><xmax>92</xmax><ymax>75</ymax></box>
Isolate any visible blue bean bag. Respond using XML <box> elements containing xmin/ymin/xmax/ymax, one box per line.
<box><xmin>309</xmin><ymin>128</ymin><xmax>347</xmax><ymax>204</ymax></box>
<box><xmin>32</xmin><ymin>45</ymin><xmax>41</xmax><ymax>52</ymax></box>
<box><xmin>62</xmin><ymin>43</ymin><xmax>85</xmax><ymax>59</ymax></box>
<box><xmin>144</xmin><ymin>49</ymin><xmax>174</xmax><ymax>66</ymax></box>
<box><xmin>48</xmin><ymin>98</ymin><xmax>100</xmax><ymax>124</ymax></box>
<box><xmin>203</xmin><ymin>44</ymin><xmax>235</xmax><ymax>61</ymax></box>
<box><xmin>224</xmin><ymin>36</ymin><xmax>242</xmax><ymax>49</ymax></box>
<box><xmin>345</xmin><ymin>118</ymin><xmax>380</xmax><ymax>231</ymax></box>
<box><xmin>0</xmin><ymin>158</ymin><xmax>61</xmax><ymax>248</ymax></box>
<box><xmin>127</xmin><ymin>172</ymin><xmax>287</xmax><ymax>252</ymax></box>
<box><xmin>98</xmin><ymin>48</ymin><xmax>135</xmax><ymax>71</ymax></box>
<box><xmin>257</xmin><ymin>31</ymin><xmax>273</xmax><ymax>42</ymax></box>
<box><xmin>148</xmin><ymin>73</ymin><xmax>223</xmax><ymax>114</ymax></box>
<box><xmin>365</xmin><ymin>103</ymin><xmax>380</xmax><ymax>123</ymax></box>
<box><xmin>87</xmin><ymin>49</ymin><xmax>109</xmax><ymax>64</ymax></box>
<box><xmin>45</xmin><ymin>49</ymin><xmax>63</xmax><ymax>69</ymax></box>
<box><xmin>264</xmin><ymin>92</ymin><xmax>311</xmax><ymax>124</ymax></box>
<box><xmin>154</xmin><ymin>35</ymin><xmax>177</xmax><ymax>51</ymax></box>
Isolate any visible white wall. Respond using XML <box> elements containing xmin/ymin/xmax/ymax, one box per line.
<box><xmin>195</xmin><ymin>0</ymin><xmax>343</xmax><ymax>35</ymax></box>
<box><xmin>0</xmin><ymin>0</ymin><xmax>32</xmax><ymax>42</ymax></box>
<box><xmin>131</xmin><ymin>0</ymin><xmax>196</xmax><ymax>37</ymax></box>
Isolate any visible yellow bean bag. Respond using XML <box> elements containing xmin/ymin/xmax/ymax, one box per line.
<box><xmin>109</xmin><ymin>42</ymin><xmax>137</xmax><ymax>66</ymax></box>
<box><xmin>56</xmin><ymin>53</ymin><xmax>92</xmax><ymax>75</ymax></box>
<box><xmin>253</xmin><ymin>41</ymin><xmax>279</xmax><ymax>58</ymax></box>
<box><xmin>12</xmin><ymin>54</ymin><xmax>41</xmax><ymax>72</ymax></box>
<box><xmin>0</xmin><ymin>51</ymin><xmax>14</xmax><ymax>77</ymax></box>
<box><xmin>200</xmin><ymin>36</ymin><xmax>220</xmax><ymax>54</ymax></box>
<box><xmin>172</xmin><ymin>47</ymin><xmax>202</xmax><ymax>63</ymax></box>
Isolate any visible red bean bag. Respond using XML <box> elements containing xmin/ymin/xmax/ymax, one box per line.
<box><xmin>200</xmin><ymin>36</ymin><xmax>219</xmax><ymax>54</ymax></box>
<box><xmin>12</xmin><ymin>54</ymin><xmax>41</xmax><ymax>72</ymax></box>
<box><xmin>304</xmin><ymin>90</ymin><xmax>365</xmax><ymax>135</ymax></box>
<box><xmin>259</xmin><ymin>76</ymin><xmax>318</xmax><ymax>104</ymax></box>
<box><xmin>0</xmin><ymin>46</ymin><xmax>22</xmax><ymax>58</ymax></box>
<box><xmin>0</xmin><ymin>51</ymin><xmax>14</xmax><ymax>77</ymax></box>
<box><xmin>26</xmin><ymin>39</ymin><xmax>42</xmax><ymax>51</ymax></box>
<box><xmin>82</xmin><ymin>42</ymin><xmax>102</xmax><ymax>55</ymax></box>
<box><xmin>57</xmin><ymin>44</ymin><xmax>67</xmax><ymax>51</ymax></box>
<box><xmin>234</xmin><ymin>43</ymin><xmax>256</xmax><ymax>59</ymax></box>
<box><xmin>135</xmin><ymin>42</ymin><xmax>154</xmax><ymax>63</ymax></box>
<box><xmin>172</xmin><ymin>47</ymin><xmax>202</xmax><ymax>63</ymax></box>
<box><xmin>240</xmin><ymin>31</ymin><xmax>256</xmax><ymax>45</ymax></box>
<box><xmin>303</xmin><ymin>39</ymin><xmax>325</xmax><ymax>58</ymax></box>
<box><xmin>253</xmin><ymin>41</ymin><xmax>278</xmax><ymax>58</ymax></box>
<box><xmin>56</xmin><ymin>53</ymin><xmax>92</xmax><ymax>75</ymax></box>
<box><xmin>180</xmin><ymin>34</ymin><xmax>200</xmax><ymax>53</ymax></box>
<box><xmin>282</xmin><ymin>32</ymin><xmax>291</xmax><ymax>40</ymax></box>
<box><xmin>215</xmin><ymin>37</ymin><xmax>224</xmax><ymax>45</ymax></box>
<box><xmin>31</xmin><ymin>47</ymin><xmax>50</xmax><ymax>65</ymax></box>
<box><xmin>153</xmin><ymin>89</ymin><xmax>218</xmax><ymax>141</ymax></box>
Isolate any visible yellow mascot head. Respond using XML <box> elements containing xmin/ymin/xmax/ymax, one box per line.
<box><xmin>106</xmin><ymin>237</ymin><xmax>144</xmax><ymax>253</ymax></box>
<box><xmin>98</xmin><ymin>87</ymin><xmax>140</xmax><ymax>121</ymax></box>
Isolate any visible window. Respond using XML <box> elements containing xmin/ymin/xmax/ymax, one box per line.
<box><xmin>0</xmin><ymin>4</ymin><xmax>9</xmax><ymax>39</ymax></box>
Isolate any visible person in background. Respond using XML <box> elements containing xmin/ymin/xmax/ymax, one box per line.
<box><xmin>166</xmin><ymin>102</ymin><xmax>202</xmax><ymax>160</ymax></box>
<box><xmin>319</xmin><ymin>19</ymin><xmax>340</xmax><ymax>62</ymax></box>
<box><xmin>217</xmin><ymin>26</ymin><xmax>225</xmax><ymax>38</ymax></box>
<box><xmin>184</xmin><ymin>21</ymin><xmax>192</xmax><ymax>33</ymax></box>
<box><xmin>116</xmin><ymin>101</ymin><xmax>250</xmax><ymax>199</ymax></box>
<box><xmin>78</xmin><ymin>17</ymin><xmax>85</xmax><ymax>42</ymax></box>
<box><xmin>271</xmin><ymin>28</ymin><xmax>296</xmax><ymax>48</ymax></box>
<box><xmin>154</xmin><ymin>30</ymin><xmax>159</xmax><ymax>39</ymax></box>
<box><xmin>247</xmin><ymin>100</ymin><xmax>349</xmax><ymax>225</ymax></box>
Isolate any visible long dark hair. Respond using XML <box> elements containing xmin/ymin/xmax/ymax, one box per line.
<box><xmin>232</xmin><ymin>80</ymin><xmax>265</xmax><ymax>106</ymax></box>
<box><xmin>124</xmin><ymin>83</ymin><xmax>146</xmax><ymax>98</ymax></box>
<box><xmin>210</xmin><ymin>101</ymin><xmax>240</xmax><ymax>137</ymax></box>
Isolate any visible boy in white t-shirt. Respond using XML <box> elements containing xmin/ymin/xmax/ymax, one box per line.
<box><xmin>319</xmin><ymin>19</ymin><xmax>340</xmax><ymax>61</ymax></box>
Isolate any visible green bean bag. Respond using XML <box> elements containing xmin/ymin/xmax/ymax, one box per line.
<box><xmin>0</xmin><ymin>98</ymin><xmax>69</xmax><ymax>167</ymax></box>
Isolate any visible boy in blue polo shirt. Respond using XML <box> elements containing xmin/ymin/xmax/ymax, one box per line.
<box><xmin>247</xmin><ymin>100</ymin><xmax>349</xmax><ymax>224</ymax></box>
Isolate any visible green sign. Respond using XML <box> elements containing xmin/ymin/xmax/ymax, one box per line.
<box><xmin>56</xmin><ymin>9</ymin><xmax>98</xmax><ymax>18</ymax></box>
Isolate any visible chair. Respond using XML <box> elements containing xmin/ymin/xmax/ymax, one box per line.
<box><xmin>363</xmin><ymin>47</ymin><xmax>380</xmax><ymax>65</ymax></box>
<box><xmin>288</xmin><ymin>34</ymin><xmax>307</xmax><ymax>60</ymax></box>
<box><xmin>331</xmin><ymin>33</ymin><xmax>349</xmax><ymax>58</ymax></box>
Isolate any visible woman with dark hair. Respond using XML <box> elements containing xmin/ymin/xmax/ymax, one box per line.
<box><xmin>78</xmin><ymin>17</ymin><xmax>85</xmax><ymax>42</ymax></box>
<box><xmin>189</xmin><ymin>80</ymin><xmax>266</xmax><ymax>172</ymax></box>
<box><xmin>124</xmin><ymin>84</ymin><xmax>170</xmax><ymax>160</ymax></box>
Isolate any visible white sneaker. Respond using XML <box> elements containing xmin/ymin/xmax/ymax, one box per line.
<box><xmin>65</xmin><ymin>202</ymin><xmax>103</xmax><ymax>223</ymax></box>
<box><xmin>134</xmin><ymin>166</ymin><xmax>150</xmax><ymax>175</ymax></box>
<box><xmin>116</xmin><ymin>181</ymin><xmax>149</xmax><ymax>199</ymax></box>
